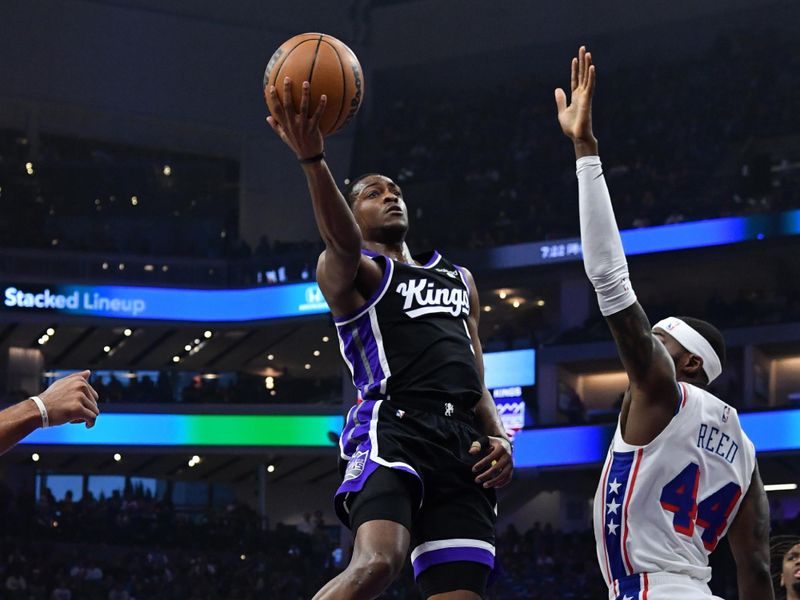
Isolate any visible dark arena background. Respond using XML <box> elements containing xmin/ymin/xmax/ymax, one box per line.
<box><xmin>1</xmin><ymin>0</ymin><xmax>799</xmax><ymax>598</ymax></box>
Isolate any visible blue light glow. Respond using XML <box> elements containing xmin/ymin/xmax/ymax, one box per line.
<box><xmin>513</xmin><ymin>409</ymin><xmax>800</xmax><ymax>468</ymax></box>
<box><xmin>486</xmin><ymin>208</ymin><xmax>800</xmax><ymax>269</ymax></box>
<box><xmin>484</xmin><ymin>349</ymin><xmax>536</xmax><ymax>388</ymax></box>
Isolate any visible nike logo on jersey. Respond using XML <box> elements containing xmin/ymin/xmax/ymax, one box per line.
<box><xmin>395</xmin><ymin>278</ymin><xmax>469</xmax><ymax>319</ymax></box>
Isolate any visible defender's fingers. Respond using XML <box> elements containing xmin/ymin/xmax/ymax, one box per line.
<box><xmin>555</xmin><ymin>88</ymin><xmax>568</xmax><ymax>114</ymax></box>
<box><xmin>570</xmin><ymin>57</ymin><xmax>578</xmax><ymax>93</ymax></box>
<box><xmin>588</xmin><ymin>64</ymin><xmax>596</xmax><ymax>96</ymax></box>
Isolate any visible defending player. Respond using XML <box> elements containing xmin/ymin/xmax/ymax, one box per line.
<box><xmin>266</xmin><ymin>78</ymin><xmax>513</xmax><ymax>600</ymax></box>
<box><xmin>555</xmin><ymin>47</ymin><xmax>773</xmax><ymax>599</ymax></box>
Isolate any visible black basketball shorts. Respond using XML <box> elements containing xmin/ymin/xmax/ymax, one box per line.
<box><xmin>335</xmin><ymin>398</ymin><xmax>497</xmax><ymax>587</ymax></box>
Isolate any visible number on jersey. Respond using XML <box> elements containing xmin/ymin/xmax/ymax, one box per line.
<box><xmin>660</xmin><ymin>462</ymin><xmax>742</xmax><ymax>551</ymax></box>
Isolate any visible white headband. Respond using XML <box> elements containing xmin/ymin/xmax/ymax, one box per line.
<box><xmin>653</xmin><ymin>317</ymin><xmax>722</xmax><ymax>384</ymax></box>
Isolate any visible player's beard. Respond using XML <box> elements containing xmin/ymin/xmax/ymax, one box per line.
<box><xmin>377</xmin><ymin>222</ymin><xmax>407</xmax><ymax>245</ymax></box>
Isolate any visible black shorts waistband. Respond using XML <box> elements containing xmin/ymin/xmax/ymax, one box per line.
<box><xmin>386</xmin><ymin>396</ymin><xmax>475</xmax><ymax>425</ymax></box>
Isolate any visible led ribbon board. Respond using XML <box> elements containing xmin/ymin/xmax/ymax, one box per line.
<box><xmin>2</xmin><ymin>282</ymin><xmax>329</xmax><ymax>322</ymax></box>
<box><xmin>19</xmin><ymin>414</ymin><xmax>344</xmax><ymax>447</ymax></box>
<box><xmin>485</xmin><ymin>208</ymin><xmax>800</xmax><ymax>269</ymax></box>
<box><xmin>512</xmin><ymin>409</ymin><xmax>800</xmax><ymax>468</ymax></box>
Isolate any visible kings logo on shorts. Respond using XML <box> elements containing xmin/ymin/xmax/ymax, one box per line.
<box><xmin>344</xmin><ymin>450</ymin><xmax>369</xmax><ymax>482</ymax></box>
<box><xmin>395</xmin><ymin>278</ymin><xmax>469</xmax><ymax>319</ymax></box>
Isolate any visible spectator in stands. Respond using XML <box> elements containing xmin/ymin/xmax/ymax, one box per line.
<box><xmin>772</xmin><ymin>535</ymin><xmax>800</xmax><ymax>600</ymax></box>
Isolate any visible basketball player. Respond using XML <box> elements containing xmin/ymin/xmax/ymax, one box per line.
<box><xmin>772</xmin><ymin>536</ymin><xmax>800</xmax><ymax>600</ymax></box>
<box><xmin>266</xmin><ymin>77</ymin><xmax>513</xmax><ymax>600</ymax></box>
<box><xmin>0</xmin><ymin>370</ymin><xmax>99</xmax><ymax>454</ymax></box>
<box><xmin>555</xmin><ymin>47</ymin><xmax>773</xmax><ymax>599</ymax></box>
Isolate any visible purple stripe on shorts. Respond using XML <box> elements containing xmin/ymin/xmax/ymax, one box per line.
<box><xmin>412</xmin><ymin>547</ymin><xmax>494</xmax><ymax>579</ymax></box>
<box><xmin>339</xmin><ymin>400</ymin><xmax>375</xmax><ymax>457</ymax></box>
<box><xmin>337</xmin><ymin>456</ymin><xmax>379</xmax><ymax>495</ymax></box>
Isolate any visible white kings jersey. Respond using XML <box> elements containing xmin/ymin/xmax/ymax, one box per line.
<box><xmin>593</xmin><ymin>382</ymin><xmax>756</xmax><ymax>598</ymax></box>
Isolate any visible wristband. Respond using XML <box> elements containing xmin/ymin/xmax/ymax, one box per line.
<box><xmin>30</xmin><ymin>396</ymin><xmax>49</xmax><ymax>428</ymax></box>
<box><xmin>298</xmin><ymin>151</ymin><xmax>325</xmax><ymax>164</ymax></box>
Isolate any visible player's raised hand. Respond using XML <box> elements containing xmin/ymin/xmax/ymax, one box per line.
<box><xmin>38</xmin><ymin>370</ymin><xmax>100</xmax><ymax>429</ymax></box>
<box><xmin>470</xmin><ymin>435</ymin><xmax>514</xmax><ymax>489</ymax></box>
<box><xmin>555</xmin><ymin>46</ymin><xmax>597</xmax><ymax>153</ymax></box>
<box><xmin>266</xmin><ymin>77</ymin><xmax>328</xmax><ymax>162</ymax></box>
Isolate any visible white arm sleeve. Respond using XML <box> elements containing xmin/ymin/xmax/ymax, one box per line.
<box><xmin>577</xmin><ymin>156</ymin><xmax>637</xmax><ymax>316</ymax></box>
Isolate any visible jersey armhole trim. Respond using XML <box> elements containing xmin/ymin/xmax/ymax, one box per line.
<box><xmin>615</xmin><ymin>383</ymin><xmax>691</xmax><ymax>452</ymax></box>
<box><xmin>333</xmin><ymin>256</ymin><xmax>394</xmax><ymax>325</ymax></box>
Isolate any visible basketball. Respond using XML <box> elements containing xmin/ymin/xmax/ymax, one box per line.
<box><xmin>263</xmin><ymin>33</ymin><xmax>364</xmax><ymax>136</ymax></box>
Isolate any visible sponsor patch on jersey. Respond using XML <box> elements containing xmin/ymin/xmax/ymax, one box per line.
<box><xmin>343</xmin><ymin>450</ymin><xmax>368</xmax><ymax>482</ymax></box>
<box><xmin>722</xmin><ymin>405</ymin><xmax>731</xmax><ymax>423</ymax></box>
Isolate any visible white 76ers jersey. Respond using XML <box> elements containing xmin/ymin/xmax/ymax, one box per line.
<box><xmin>593</xmin><ymin>382</ymin><xmax>756</xmax><ymax>593</ymax></box>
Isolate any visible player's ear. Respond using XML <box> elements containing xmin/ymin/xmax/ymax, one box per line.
<box><xmin>684</xmin><ymin>353</ymin><xmax>705</xmax><ymax>379</ymax></box>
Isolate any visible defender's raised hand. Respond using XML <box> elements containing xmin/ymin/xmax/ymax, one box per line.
<box><xmin>266</xmin><ymin>77</ymin><xmax>328</xmax><ymax>161</ymax></box>
<box><xmin>555</xmin><ymin>46</ymin><xmax>598</xmax><ymax>157</ymax></box>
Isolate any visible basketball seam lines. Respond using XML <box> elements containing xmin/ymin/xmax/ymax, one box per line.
<box><xmin>307</xmin><ymin>34</ymin><xmax>324</xmax><ymax>90</ymax></box>
<box><xmin>320</xmin><ymin>38</ymin><xmax>348</xmax><ymax>132</ymax></box>
<box><xmin>269</xmin><ymin>35</ymin><xmax>316</xmax><ymax>88</ymax></box>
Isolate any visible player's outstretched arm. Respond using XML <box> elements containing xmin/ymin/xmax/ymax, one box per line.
<box><xmin>555</xmin><ymin>48</ymin><xmax>679</xmax><ymax>441</ymax></box>
<box><xmin>0</xmin><ymin>370</ymin><xmax>99</xmax><ymax>455</ymax></box>
<box><xmin>266</xmin><ymin>77</ymin><xmax>378</xmax><ymax>304</ymax></box>
<box><xmin>728</xmin><ymin>464</ymin><xmax>775</xmax><ymax>599</ymax></box>
<box><xmin>460</xmin><ymin>268</ymin><xmax>513</xmax><ymax>489</ymax></box>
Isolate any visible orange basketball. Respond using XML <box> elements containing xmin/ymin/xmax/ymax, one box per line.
<box><xmin>263</xmin><ymin>33</ymin><xmax>364</xmax><ymax>136</ymax></box>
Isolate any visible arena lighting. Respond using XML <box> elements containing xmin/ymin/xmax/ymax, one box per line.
<box><xmin>204</xmin><ymin>330</ymin><xmax>213</xmax><ymax>339</ymax></box>
<box><xmin>267</xmin><ymin>354</ymin><xmax>274</xmax><ymax>360</ymax></box>
<box><xmin>764</xmin><ymin>483</ymin><xmax>798</xmax><ymax>492</ymax></box>
<box><xmin>20</xmin><ymin>414</ymin><xmax>344</xmax><ymax>447</ymax></box>
<box><xmin>304</xmin><ymin>363</ymin><xmax>311</xmax><ymax>370</ymax></box>
<box><xmin>483</xmin><ymin>306</ymin><xmax>492</xmax><ymax>312</ymax></box>
<box><xmin>267</xmin><ymin>465</ymin><xmax>275</xmax><ymax>473</ymax></box>
<box><xmin>184</xmin><ymin>344</ymin><xmax>192</xmax><ymax>351</ymax></box>
<box><xmin>103</xmin><ymin>345</ymin><xmax>111</xmax><ymax>353</ymax></box>
<box><xmin>313</xmin><ymin>350</ymin><xmax>320</xmax><ymax>357</ymax></box>
<box><xmin>123</xmin><ymin>329</ymin><xmax>132</xmax><ymax>336</ymax></box>
<box><xmin>31</xmin><ymin>453</ymin><xmax>40</xmax><ymax>462</ymax></box>
<box><xmin>498</xmin><ymin>290</ymin><xmax>508</xmax><ymax>299</ymax></box>
<box><xmin>113</xmin><ymin>453</ymin><xmax>122</xmax><ymax>462</ymax></box>
<box><xmin>46</xmin><ymin>328</ymin><xmax>55</xmax><ymax>336</ymax></box>
<box><xmin>131</xmin><ymin>196</ymin><xmax>138</xmax><ymax>206</ymax></box>
<box><xmin>162</xmin><ymin>165</ymin><xmax>172</xmax><ymax>176</ymax></box>
<box><xmin>172</xmin><ymin>356</ymin><xmax>180</xmax><ymax>363</ymax></box>
<box><xmin>322</xmin><ymin>336</ymin><xmax>330</xmax><ymax>343</ymax></box>
<box><xmin>536</xmin><ymin>299</ymin><xmax>545</xmax><ymax>307</ymax></box>
<box><xmin>143</xmin><ymin>264</ymin><xmax>153</xmax><ymax>271</ymax></box>
<box><xmin>512</xmin><ymin>299</ymin><xmax>521</xmax><ymax>308</ymax></box>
